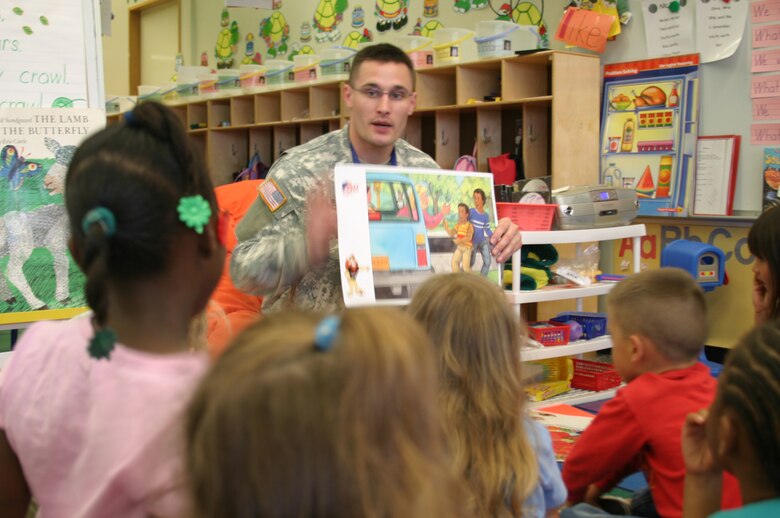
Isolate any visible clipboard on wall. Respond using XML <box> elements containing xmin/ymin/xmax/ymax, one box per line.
<box><xmin>693</xmin><ymin>135</ymin><xmax>740</xmax><ymax>216</ymax></box>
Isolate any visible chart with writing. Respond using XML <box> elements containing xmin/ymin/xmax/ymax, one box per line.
<box><xmin>751</xmin><ymin>1</ymin><xmax>780</xmax><ymax>145</ymax></box>
<box><xmin>0</xmin><ymin>1</ymin><xmax>95</xmax><ymax>109</ymax></box>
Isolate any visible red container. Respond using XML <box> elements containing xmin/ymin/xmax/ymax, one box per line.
<box><xmin>496</xmin><ymin>202</ymin><xmax>557</xmax><ymax>231</ymax></box>
<box><xmin>571</xmin><ymin>358</ymin><xmax>622</xmax><ymax>391</ymax></box>
<box><xmin>528</xmin><ymin>321</ymin><xmax>571</xmax><ymax>346</ymax></box>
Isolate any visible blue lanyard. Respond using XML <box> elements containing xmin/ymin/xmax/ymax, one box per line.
<box><xmin>349</xmin><ymin>143</ymin><xmax>397</xmax><ymax>166</ymax></box>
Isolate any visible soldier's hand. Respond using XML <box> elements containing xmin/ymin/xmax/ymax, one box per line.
<box><xmin>305</xmin><ymin>187</ymin><xmax>337</xmax><ymax>269</ymax></box>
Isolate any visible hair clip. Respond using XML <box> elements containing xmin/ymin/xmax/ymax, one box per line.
<box><xmin>87</xmin><ymin>327</ymin><xmax>117</xmax><ymax>360</ymax></box>
<box><xmin>81</xmin><ymin>207</ymin><xmax>117</xmax><ymax>237</ymax></box>
<box><xmin>177</xmin><ymin>195</ymin><xmax>212</xmax><ymax>234</ymax></box>
<box><xmin>314</xmin><ymin>315</ymin><xmax>340</xmax><ymax>351</ymax></box>
<box><xmin>123</xmin><ymin>109</ymin><xmax>138</xmax><ymax>127</ymax></box>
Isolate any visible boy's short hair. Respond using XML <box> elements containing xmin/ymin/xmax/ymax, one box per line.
<box><xmin>349</xmin><ymin>43</ymin><xmax>416</xmax><ymax>89</ymax></box>
<box><xmin>606</xmin><ymin>268</ymin><xmax>707</xmax><ymax>362</ymax></box>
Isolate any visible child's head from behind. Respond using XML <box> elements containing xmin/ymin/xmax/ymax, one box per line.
<box><xmin>707</xmin><ymin>321</ymin><xmax>780</xmax><ymax>495</ymax></box>
<box><xmin>185</xmin><ymin>307</ymin><xmax>462</xmax><ymax>518</ymax></box>
<box><xmin>606</xmin><ymin>268</ymin><xmax>707</xmax><ymax>381</ymax></box>
<box><xmin>65</xmin><ymin>102</ymin><xmax>222</xmax><ymax>342</ymax></box>
<box><xmin>407</xmin><ymin>273</ymin><xmax>536</xmax><ymax>516</ymax></box>
<box><xmin>748</xmin><ymin>206</ymin><xmax>780</xmax><ymax>323</ymax></box>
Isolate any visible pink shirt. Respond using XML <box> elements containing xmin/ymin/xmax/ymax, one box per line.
<box><xmin>0</xmin><ymin>315</ymin><xmax>208</xmax><ymax>517</ymax></box>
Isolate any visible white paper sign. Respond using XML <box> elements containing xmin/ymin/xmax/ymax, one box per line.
<box><xmin>0</xmin><ymin>1</ymin><xmax>92</xmax><ymax>108</ymax></box>
<box><xmin>642</xmin><ymin>0</ymin><xmax>695</xmax><ymax>57</ymax></box>
<box><xmin>695</xmin><ymin>0</ymin><xmax>747</xmax><ymax>63</ymax></box>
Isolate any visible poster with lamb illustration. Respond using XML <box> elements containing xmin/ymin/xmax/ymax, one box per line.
<box><xmin>0</xmin><ymin>108</ymin><xmax>104</xmax><ymax>324</ymax></box>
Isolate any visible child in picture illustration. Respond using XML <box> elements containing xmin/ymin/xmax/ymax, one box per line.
<box><xmin>443</xmin><ymin>203</ymin><xmax>473</xmax><ymax>273</ymax></box>
<box><xmin>408</xmin><ymin>273</ymin><xmax>567</xmax><ymax>518</ymax></box>
<box><xmin>0</xmin><ymin>102</ymin><xmax>225</xmax><ymax>517</ymax></box>
<box><xmin>185</xmin><ymin>308</ymin><xmax>467</xmax><ymax>517</ymax></box>
<box><xmin>681</xmin><ymin>321</ymin><xmax>780</xmax><ymax>518</ymax></box>
<box><xmin>747</xmin><ymin>206</ymin><xmax>780</xmax><ymax>324</ymax></box>
<box><xmin>561</xmin><ymin>268</ymin><xmax>742</xmax><ymax>518</ymax></box>
<box><xmin>344</xmin><ymin>253</ymin><xmax>365</xmax><ymax>296</ymax></box>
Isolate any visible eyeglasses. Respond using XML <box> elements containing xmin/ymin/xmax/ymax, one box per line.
<box><xmin>351</xmin><ymin>85</ymin><xmax>412</xmax><ymax>102</ymax></box>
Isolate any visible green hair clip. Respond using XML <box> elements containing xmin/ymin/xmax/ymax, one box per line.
<box><xmin>177</xmin><ymin>195</ymin><xmax>212</xmax><ymax>234</ymax></box>
<box><xmin>87</xmin><ymin>327</ymin><xmax>117</xmax><ymax>360</ymax></box>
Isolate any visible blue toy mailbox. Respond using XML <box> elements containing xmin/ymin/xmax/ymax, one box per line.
<box><xmin>660</xmin><ymin>240</ymin><xmax>726</xmax><ymax>292</ymax></box>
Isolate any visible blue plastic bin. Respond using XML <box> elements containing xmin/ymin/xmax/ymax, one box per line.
<box><xmin>550</xmin><ymin>312</ymin><xmax>608</xmax><ymax>340</ymax></box>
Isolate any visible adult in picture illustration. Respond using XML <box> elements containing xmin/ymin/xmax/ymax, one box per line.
<box><xmin>231</xmin><ymin>43</ymin><xmax>522</xmax><ymax>311</ymax></box>
<box><xmin>470</xmin><ymin>188</ymin><xmax>493</xmax><ymax>276</ymax></box>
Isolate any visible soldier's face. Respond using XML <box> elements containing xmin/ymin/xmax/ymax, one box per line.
<box><xmin>344</xmin><ymin>60</ymin><xmax>416</xmax><ymax>159</ymax></box>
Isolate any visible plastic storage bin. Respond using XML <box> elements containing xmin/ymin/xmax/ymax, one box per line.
<box><xmin>432</xmin><ymin>28</ymin><xmax>475</xmax><ymax>65</ymax></box>
<box><xmin>137</xmin><ymin>85</ymin><xmax>162</xmax><ymax>103</ymax></box>
<box><xmin>394</xmin><ymin>35</ymin><xmax>434</xmax><ymax>68</ymax></box>
<box><xmin>571</xmin><ymin>359</ymin><xmax>621</xmax><ymax>391</ymax></box>
<box><xmin>265</xmin><ymin>60</ymin><xmax>294</xmax><ymax>85</ymax></box>
<box><xmin>293</xmin><ymin>54</ymin><xmax>320</xmax><ymax>82</ymax></box>
<box><xmin>474</xmin><ymin>20</ymin><xmax>538</xmax><ymax>59</ymax></box>
<box><xmin>496</xmin><ymin>202</ymin><xmax>557</xmax><ymax>231</ymax></box>
<box><xmin>239</xmin><ymin>65</ymin><xmax>266</xmax><ymax>88</ymax></box>
<box><xmin>320</xmin><ymin>47</ymin><xmax>356</xmax><ymax>78</ymax></box>
<box><xmin>198</xmin><ymin>73</ymin><xmax>219</xmax><ymax>95</ymax></box>
<box><xmin>550</xmin><ymin>312</ymin><xmax>608</xmax><ymax>340</ymax></box>
<box><xmin>528</xmin><ymin>321</ymin><xmax>571</xmax><ymax>346</ymax></box>
<box><xmin>216</xmin><ymin>69</ymin><xmax>241</xmax><ymax>91</ymax></box>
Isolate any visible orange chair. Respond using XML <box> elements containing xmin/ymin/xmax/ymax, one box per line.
<box><xmin>206</xmin><ymin>180</ymin><xmax>264</xmax><ymax>358</ymax></box>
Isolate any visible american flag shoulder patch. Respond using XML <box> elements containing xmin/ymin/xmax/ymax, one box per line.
<box><xmin>258</xmin><ymin>179</ymin><xmax>287</xmax><ymax>212</ymax></box>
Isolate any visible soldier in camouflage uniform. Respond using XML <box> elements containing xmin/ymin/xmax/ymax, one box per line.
<box><xmin>231</xmin><ymin>43</ymin><xmax>521</xmax><ymax>312</ymax></box>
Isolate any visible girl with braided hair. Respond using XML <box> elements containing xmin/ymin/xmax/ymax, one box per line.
<box><xmin>682</xmin><ymin>321</ymin><xmax>780</xmax><ymax>517</ymax></box>
<box><xmin>0</xmin><ymin>102</ymin><xmax>225</xmax><ymax>517</ymax></box>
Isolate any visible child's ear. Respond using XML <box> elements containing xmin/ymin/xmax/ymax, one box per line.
<box><xmin>716</xmin><ymin>411</ymin><xmax>739</xmax><ymax>459</ymax></box>
<box><xmin>628</xmin><ymin>334</ymin><xmax>645</xmax><ymax>363</ymax></box>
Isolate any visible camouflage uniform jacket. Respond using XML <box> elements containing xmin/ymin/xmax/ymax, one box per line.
<box><xmin>231</xmin><ymin>126</ymin><xmax>438</xmax><ymax>312</ymax></box>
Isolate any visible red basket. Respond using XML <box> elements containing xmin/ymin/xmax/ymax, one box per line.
<box><xmin>496</xmin><ymin>202</ymin><xmax>557</xmax><ymax>231</ymax></box>
<box><xmin>571</xmin><ymin>359</ymin><xmax>622</xmax><ymax>391</ymax></box>
<box><xmin>528</xmin><ymin>321</ymin><xmax>571</xmax><ymax>346</ymax></box>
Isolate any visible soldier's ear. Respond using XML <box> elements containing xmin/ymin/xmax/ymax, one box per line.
<box><xmin>344</xmin><ymin>83</ymin><xmax>354</xmax><ymax>109</ymax></box>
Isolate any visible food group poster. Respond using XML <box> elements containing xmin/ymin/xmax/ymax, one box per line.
<box><xmin>0</xmin><ymin>108</ymin><xmax>104</xmax><ymax>324</ymax></box>
<box><xmin>334</xmin><ymin>164</ymin><xmax>498</xmax><ymax>306</ymax></box>
<box><xmin>601</xmin><ymin>54</ymin><xmax>700</xmax><ymax>216</ymax></box>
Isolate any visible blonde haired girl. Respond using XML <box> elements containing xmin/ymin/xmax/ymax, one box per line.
<box><xmin>408</xmin><ymin>272</ymin><xmax>566</xmax><ymax>517</ymax></box>
<box><xmin>185</xmin><ymin>307</ymin><xmax>466</xmax><ymax>518</ymax></box>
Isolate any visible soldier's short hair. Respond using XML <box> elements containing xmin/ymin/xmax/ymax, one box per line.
<box><xmin>349</xmin><ymin>43</ymin><xmax>416</xmax><ymax>90</ymax></box>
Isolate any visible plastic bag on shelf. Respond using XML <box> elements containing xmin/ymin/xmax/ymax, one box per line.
<box><xmin>552</xmin><ymin>244</ymin><xmax>601</xmax><ymax>286</ymax></box>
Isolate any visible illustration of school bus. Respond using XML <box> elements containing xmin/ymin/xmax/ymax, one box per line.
<box><xmin>366</xmin><ymin>172</ymin><xmax>433</xmax><ymax>298</ymax></box>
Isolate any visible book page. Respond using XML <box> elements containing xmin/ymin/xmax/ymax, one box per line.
<box><xmin>694</xmin><ymin>138</ymin><xmax>735</xmax><ymax>215</ymax></box>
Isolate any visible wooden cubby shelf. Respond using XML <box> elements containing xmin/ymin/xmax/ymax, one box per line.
<box><xmin>105</xmin><ymin>50</ymin><xmax>599</xmax><ymax>189</ymax></box>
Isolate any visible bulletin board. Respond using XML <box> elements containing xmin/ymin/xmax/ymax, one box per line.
<box><xmin>601</xmin><ymin>0</ymin><xmax>759</xmax><ymax>214</ymax></box>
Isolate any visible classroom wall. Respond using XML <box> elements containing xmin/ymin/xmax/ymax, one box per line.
<box><xmin>104</xmin><ymin>0</ymin><xmax>760</xmax><ymax>215</ymax></box>
<box><xmin>102</xmin><ymin>0</ymin><xmax>129</xmax><ymax>97</ymax></box>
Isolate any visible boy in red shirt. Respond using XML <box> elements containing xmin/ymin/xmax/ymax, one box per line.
<box><xmin>561</xmin><ymin>268</ymin><xmax>741</xmax><ymax>518</ymax></box>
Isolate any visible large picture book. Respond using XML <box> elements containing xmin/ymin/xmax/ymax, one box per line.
<box><xmin>334</xmin><ymin>164</ymin><xmax>499</xmax><ymax>306</ymax></box>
